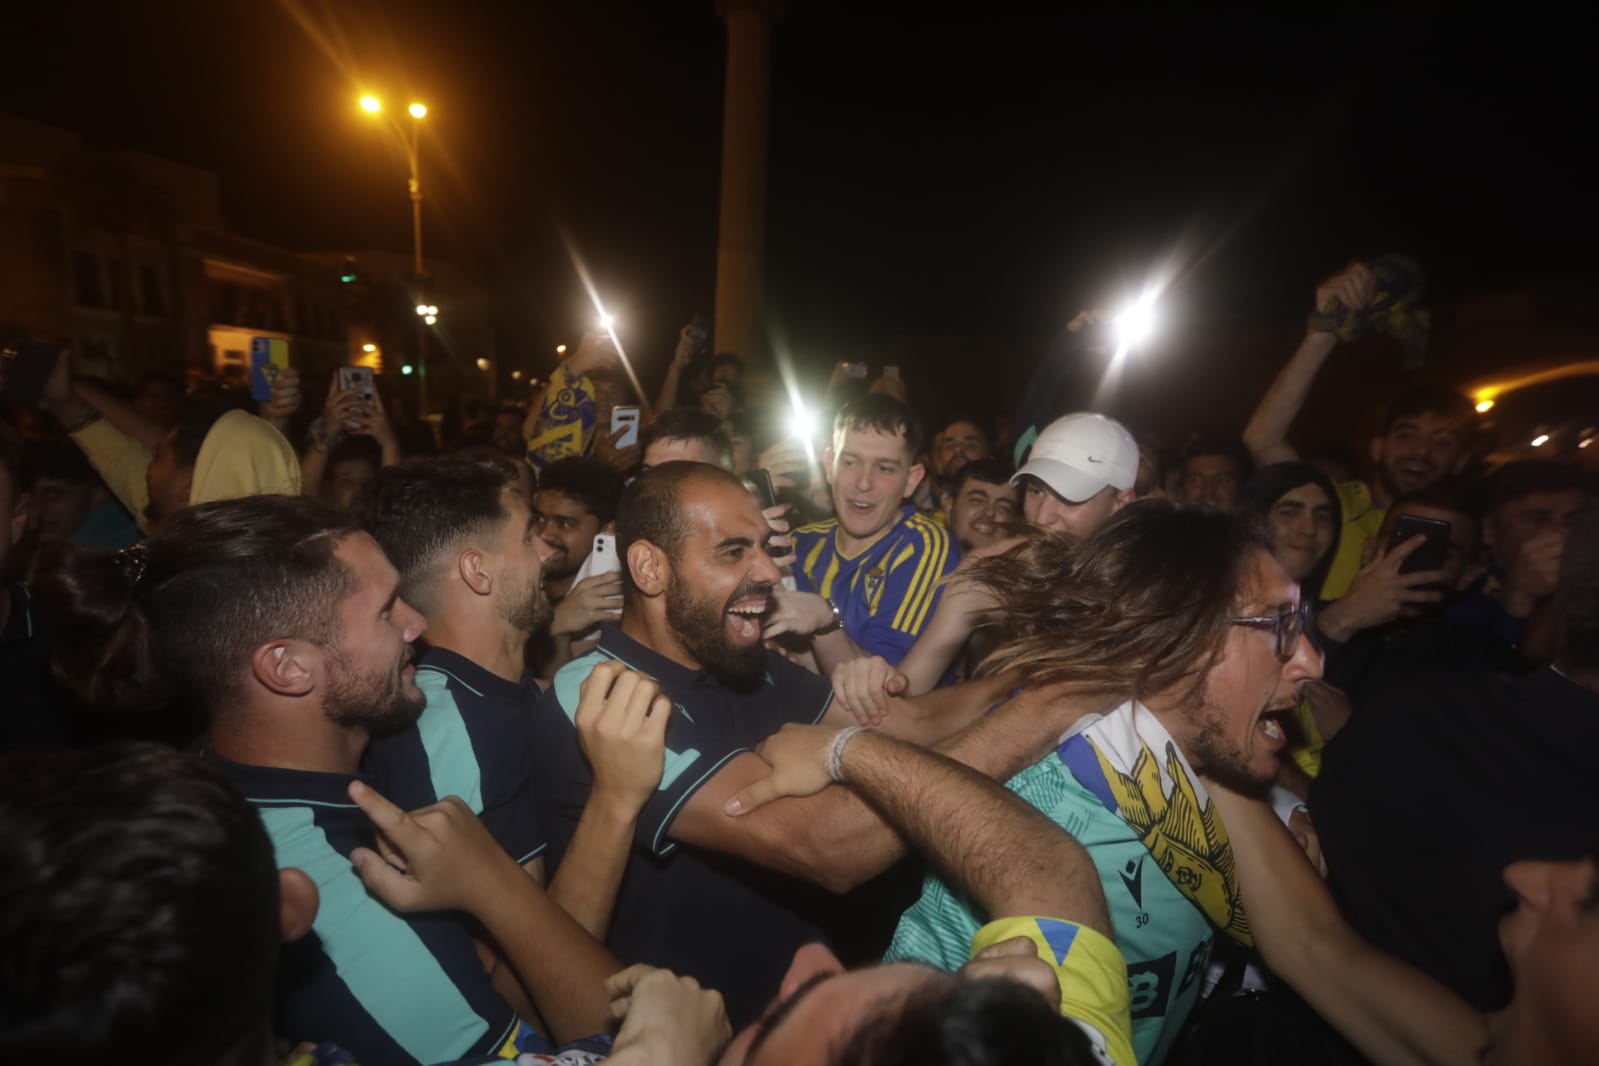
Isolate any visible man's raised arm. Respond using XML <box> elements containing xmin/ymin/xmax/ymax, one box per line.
<box><xmin>1241</xmin><ymin>263</ymin><xmax>1374</xmax><ymax>466</ymax></box>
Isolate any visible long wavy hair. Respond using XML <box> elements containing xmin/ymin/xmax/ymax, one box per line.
<box><xmin>969</xmin><ymin>500</ymin><xmax>1265</xmax><ymax>708</ymax></box>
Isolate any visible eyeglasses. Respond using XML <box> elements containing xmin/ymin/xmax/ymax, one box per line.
<box><xmin>1231</xmin><ymin>601</ymin><xmax>1314</xmax><ymax>661</ymax></box>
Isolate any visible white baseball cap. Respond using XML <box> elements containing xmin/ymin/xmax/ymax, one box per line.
<box><xmin>1012</xmin><ymin>413</ymin><xmax>1139</xmax><ymax>503</ymax></box>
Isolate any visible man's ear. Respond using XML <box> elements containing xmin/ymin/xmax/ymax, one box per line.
<box><xmin>1112</xmin><ymin>487</ymin><xmax>1137</xmax><ymax>510</ymax></box>
<box><xmin>821</xmin><ymin>447</ymin><xmax>836</xmax><ymax>487</ymax></box>
<box><xmin>457</xmin><ymin>547</ymin><xmax>492</xmax><ymax>597</ymax></box>
<box><xmin>628</xmin><ymin>540</ymin><xmax>668</xmax><ymax>597</ymax></box>
<box><xmin>250</xmin><ymin>640</ymin><xmax>317</xmax><ymax>698</ymax></box>
<box><xmin>601</xmin><ymin>519</ymin><xmax>617</xmax><ymax>534</ymax></box>
<box><xmin>940</xmin><ymin>492</ymin><xmax>955</xmax><ymax>520</ymax></box>
<box><xmin>1369</xmin><ymin>435</ymin><xmax>1384</xmax><ymax>466</ymax></box>
<box><xmin>278</xmin><ymin>868</ymin><xmax>319</xmax><ymax>942</ymax></box>
<box><xmin>902</xmin><ymin>462</ymin><xmax>926</xmax><ymax>500</ymax></box>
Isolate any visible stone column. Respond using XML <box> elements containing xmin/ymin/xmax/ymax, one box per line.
<box><xmin>713</xmin><ymin>0</ymin><xmax>781</xmax><ymax>364</ymax></box>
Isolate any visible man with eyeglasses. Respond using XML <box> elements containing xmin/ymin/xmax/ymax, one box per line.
<box><xmin>756</xmin><ymin>501</ymin><xmax>1322</xmax><ymax>1064</ymax></box>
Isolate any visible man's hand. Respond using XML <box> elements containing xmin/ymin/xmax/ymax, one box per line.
<box><xmin>869</xmin><ymin>373</ymin><xmax>908</xmax><ymax>403</ymax></box>
<box><xmin>722</xmin><ymin>724</ymin><xmax>841</xmax><ymax>816</ymax></box>
<box><xmin>671</xmin><ymin>325</ymin><xmax>697</xmax><ymax>369</ymax></box>
<box><xmin>1315</xmin><ymin>535</ymin><xmax>1446</xmax><ymax>642</ymax></box>
<box><xmin>592</xmin><ymin>423</ymin><xmax>642</xmax><ymax>475</ymax></box>
<box><xmin>755</xmin><ymin>441</ymin><xmax>809</xmax><ymax>491</ymax></box>
<box><xmin>260</xmin><ymin>367</ymin><xmax>303</xmax><ymax>427</ymax></box>
<box><xmin>348</xmin><ymin>390</ymin><xmax>400</xmax><ymax>457</ymax></box>
<box><xmin>566</xmin><ymin>330</ymin><xmax>619</xmax><ymax>379</ymax></box>
<box><xmin>347</xmin><ymin>781</ymin><xmax>514</xmax><ymax>915</ymax></box>
<box><xmin>1311</xmin><ymin>262</ymin><xmax>1376</xmax><ymax>324</ymax></box>
<box><xmin>318</xmin><ymin>378</ymin><xmax>365</xmax><ymax>443</ymax></box>
<box><xmin>762</xmin><ymin>504</ymin><xmax>796</xmax><ymax>570</ymax></box>
<box><xmin>960</xmin><ymin>937</ymin><xmax>1062</xmax><ymax>1008</ymax></box>
<box><xmin>552</xmin><ymin>572</ymin><xmax>624</xmax><ymax>636</ymax></box>
<box><xmin>762</xmin><ymin>588</ymin><xmax>834</xmax><ymax>640</ymax></box>
<box><xmin>1500</xmin><ymin>529</ymin><xmax>1564</xmax><ymax>618</ymax></box>
<box><xmin>605</xmin><ymin>964</ymin><xmax>731</xmax><ymax>1066</ymax></box>
<box><xmin>830</xmin><ymin>654</ymin><xmax>909</xmax><ymax>726</ymax></box>
<box><xmin>575</xmin><ymin>662</ymin><xmax>673</xmax><ymax>819</ymax></box>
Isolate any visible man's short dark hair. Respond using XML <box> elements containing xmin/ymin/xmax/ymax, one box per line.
<box><xmin>537</xmin><ymin>457</ymin><xmax>626</xmax><ymax>526</ymax></box>
<box><xmin>834</xmin><ymin>394</ymin><xmax>924</xmax><ymax>457</ymax></box>
<box><xmin>1482</xmin><ymin>459</ymin><xmax>1588</xmax><ymax>515</ymax></box>
<box><xmin>615</xmin><ymin>461</ymin><xmax>745</xmax><ymax>593</ymax></box>
<box><xmin>640</xmin><ymin>408</ymin><xmax>734</xmax><ymax>469</ymax></box>
<box><xmin>22</xmin><ymin>438</ymin><xmax>102</xmax><ymax>489</ymax></box>
<box><xmin>1390</xmin><ymin>477</ymin><xmax>1482</xmax><ymax>526</ymax></box>
<box><xmin>836</xmin><ymin>975</ymin><xmax>1098</xmax><ymax>1066</ymax></box>
<box><xmin>948</xmin><ymin>456</ymin><xmax>1015</xmax><ymax>497</ymax></box>
<box><xmin>1557</xmin><ymin>500</ymin><xmax>1599</xmax><ymax>672</ymax></box>
<box><xmin>356</xmin><ymin>454</ymin><xmax>521</xmax><ymax>613</ymax></box>
<box><xmin>40</xmin><ymin>495</ymin><xmax>359</xmax><ymax>714</ymax></box>
<box><xmin>1179</xmin><ymin>433</ymin><xmax>1254</xmax><ymax>480</ymax></box>
<box><xmin>935</xmin><ymin>413</ymin><xmax>990</xmax><ymax>443</ymax></box>
<box><xmin>1382</xmin><ymin>387</ymin><xmax>1473</xmax><ymax>432</ymax></box>
<box><xmin>0</xmin><ymin>743</ymin><xmax>280</xmax><ymax>1065</ymax></box>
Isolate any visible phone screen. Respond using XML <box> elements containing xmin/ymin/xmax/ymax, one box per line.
<box><xmin>610</xmin><ymin>406</ymin><xmax>641</xmax><ymax>449</ymax></box>
<box><xmin>745</xmin><ymin>469</ymin><xmax>777</xmax><ymax>510</ymax></box>
<box><xmin>1389</xmin><ymin>515</ymin><xmax>1451</xmax><ymax>575</ymax></box>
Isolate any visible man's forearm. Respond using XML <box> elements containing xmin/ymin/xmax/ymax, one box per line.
<box><xmin>76</xmin><ymin>380</ymin><xmax>167</xmax><ymax>453</ymax></box>
<box><xmin>1210</xmin><ymin>787</ymin><xmax>1484</xmax><ymax>1066</ymax></box>
<box><xmin>810</xmin><ymin>628</ymin><xmax>867</xmax><ymax>677</ymax></box>
<box><xmin>547</xmin><ymin>790</ymin><xmax>638</xmax><ymax>941</ymax></box>
<box><xmin>840</xmin><ymin>731</ymin><xmax>1112</xmax><ymax>936</ymax></box>
<box><xmin>1241</xmin><ymin>331</ymin><xmax>1338</xmax><ymax>465</ymax></box>
<box><xmin>475</xmin><ymin>858</ymin><xmax>622</xmax><ymax>1043</ymax></box>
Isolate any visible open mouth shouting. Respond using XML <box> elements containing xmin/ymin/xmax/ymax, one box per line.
<box><xmin>724</xmin><ymin>582</ymin><xmax>775</xmax><ymax>646</ymax></box>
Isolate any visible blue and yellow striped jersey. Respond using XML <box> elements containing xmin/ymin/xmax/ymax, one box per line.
<box><xmin>792</xmin><ymin>504</ymin><xmax>956</xmax><ymax>665</ymax></box>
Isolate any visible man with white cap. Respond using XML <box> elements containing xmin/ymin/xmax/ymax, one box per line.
<box><xmin>1015</xmin><ymin>412</ymin><xmax>1140</xmax><ymax>539</ymax></box>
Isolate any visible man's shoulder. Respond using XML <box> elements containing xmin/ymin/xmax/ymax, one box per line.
<box><xmin>1337</xmin><ymin>481</ymin><xmax>1385</xmax><ymax>527</ymax></box>
<box><xmin>549</xmin><ymin>649</ymin><xmax>612</xmax><ymax>721</ymax></box>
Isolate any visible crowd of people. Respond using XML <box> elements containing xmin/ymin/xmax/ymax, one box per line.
<box><xmin>2</xmin><ymin>259</ymin><xmax>1596</xmax><ymax>1066</ymax></box>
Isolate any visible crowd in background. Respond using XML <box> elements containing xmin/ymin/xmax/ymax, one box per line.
<box><xmin>2</xmin><ymin>258</ymin><xmax>1596</xmax><ymax>1066</ymax></box>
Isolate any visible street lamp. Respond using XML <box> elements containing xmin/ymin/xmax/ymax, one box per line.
<box><xmin>360</xmin><ymin>92</ymin><xmax>431</xmax><ymax>414</ymax></box>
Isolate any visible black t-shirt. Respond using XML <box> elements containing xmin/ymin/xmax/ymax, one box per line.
<box><xmin>1312</xmin><ymin>667</ymin><xmax>1599</xmax><ymax>1010</ymax></box>
<box><xmin>529</xmin><ymin>624</ymin><xmax>837</xmax><ymax>1027</ymax></box>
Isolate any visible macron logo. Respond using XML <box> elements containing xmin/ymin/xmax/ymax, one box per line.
<box><xmin>1120</xmin><ymin>856</ymin><xmax>1145</xmax><ymax>909</ymax></box>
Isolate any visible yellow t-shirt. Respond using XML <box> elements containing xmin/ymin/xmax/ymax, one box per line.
<box><xmin>971</xmin><ymin>916</ymin><xmax>1136</xmax><ymax>1066</ymax></box>
<box><xmin>1320</xmin><ymin>481</ymin><xmax>1387</xmax><ymax>601</ymax></box>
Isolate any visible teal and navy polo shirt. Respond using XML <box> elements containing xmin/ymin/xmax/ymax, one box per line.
<box><xmin>362</xmin><ymin>646</ymin><xmax>547</xmax><ymax>867</ymax></box>
<box><xmin>204</xmin><ymin>748</ymin><xmax>528</xmax><ymax>1066</ymax></box>
<box><xmin>528</xmin><ymin>623</ymin><xmax>835</xmax><ymax>1027</ymax></box>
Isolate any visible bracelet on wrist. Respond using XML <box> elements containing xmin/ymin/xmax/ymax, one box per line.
<box><xmin>815</xmin><ymin>597</ymin><xmax>844</xmax><ymax>636</ymax></box>
<box><xmin>827</xmin><ymin>726</ymin><xmax>868</xmax><ymax>783</ymax></box>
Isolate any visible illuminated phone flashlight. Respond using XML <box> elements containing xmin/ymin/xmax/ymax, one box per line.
<box><xmin>788</xmin><ymin>400</ymin><xmax>815</xmax><ymax>442</ymax></box>
<box><xmin>1113</xmin><ymin>293</ymin><xmax>1158</xmax><ymax>351</ymax></box>
<box><xmin>597</xmin><ymin>311</ymin><xmax>615</xmax><ymax>331</ymax></box>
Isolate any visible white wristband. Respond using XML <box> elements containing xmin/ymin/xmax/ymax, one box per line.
<box><xmin>827</xmin><ymin>726</ymin><xmax>868</xmax><ymax>783</ymax></box>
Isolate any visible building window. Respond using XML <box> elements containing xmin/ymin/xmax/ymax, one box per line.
<box><xmin>74</xmin><ymin>252</ymin><xmax>104</xmax><ymax>308</ymax></box>
<box><xmin>139</xmin><ymin>265</ymin><xmax>165</xmax><ymax>316</ymax></box>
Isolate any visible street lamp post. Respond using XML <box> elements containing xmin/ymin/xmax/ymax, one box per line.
<box><xmin>360</xmin><ymin>95</ymin><xmax>432</xmax><ymax>417</ymax></box>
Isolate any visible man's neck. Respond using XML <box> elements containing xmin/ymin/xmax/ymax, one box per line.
<box><xmin>425</xmin><ymin>614</ymin><xmax>527</xmax><ymax>684</ymax></box>
<box><xmin>620</xmin><ymin>606</ymin><xmax>700</xmax><ymax>673</ymax></box>
<box><xmin>835</xmin><ymin>508</ymin><xmax>903</xmax><ymax>557</ymax></box>
<box><xmin>208</xmin><ymin>706</ymin><xmax>366</xmax><ymax>776</ymax></box>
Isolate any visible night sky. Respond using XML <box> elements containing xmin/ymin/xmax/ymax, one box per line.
<box><xmin>6</xmin><ymin>3</ymin><xmax>1594</xmax><ymax>427</ymax></box>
